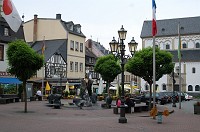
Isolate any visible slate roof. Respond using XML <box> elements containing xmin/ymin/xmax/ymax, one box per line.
<box><xmin>0</xmin><ymin>17</ymin><xmax>24</xmax><ymax>43</ymax></box>
<box><xmin>29</xmin><ymin>39</ymin><xmax>67</xmax><ymax>62</ymax></box>
<box><xmin>168</xmin><ymin>49</ymin><xmax>200</xmax><ymax>62</ymax></box>
<box><xmin>141</xmin><ymin>16</ymin><xmax>200</xmax><ymax>38</ymax></box>
<box><xmin>85</xmin><ymin>46</ymin><xmax>97</xmax><ymax>58</ymax></box>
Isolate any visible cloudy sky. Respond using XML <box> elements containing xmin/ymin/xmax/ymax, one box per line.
<box><xmin>13</xmin><ymin>0</ymin><xmax>200</xmax><ymax>50</ymax></box>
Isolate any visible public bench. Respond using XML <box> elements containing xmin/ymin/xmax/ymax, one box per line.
<box><xmin>0</xmin><ymin>98</ymin><xmax>10</xmax><ymax>104</ymax></box>
<box><xmin>113</xmin><ymin>105</ymin><xmax>132</xmax><ymax>114</ymax></box>
<box><xmin>0</xmin><ymin>94</ymin><xmax>20</xmax><ymax>104</ymax></box>
<box><xmin>134</xmin><ymin>104</ymin><xmax>149</xmax><ymax>112</ymax></box>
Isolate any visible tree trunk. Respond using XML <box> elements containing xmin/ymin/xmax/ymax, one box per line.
<box><xmin>23</xmin><ymin>81</ymin><xmax>27</xmax><ymax>113</ymax></box>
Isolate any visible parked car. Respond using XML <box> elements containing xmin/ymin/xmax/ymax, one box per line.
<box><xmin>160</xmin><ymin>92</ymin><xmax>173</xmax><ymax>103</ymax></box>
<box><xmin>144</xmin><ymin>92</ymin><xmax>168</xmax><ymax>105</ymax></box>
<box><xmin>184</xmin><ymin>93</ymin><xmax>193</xmax><ymax>101</ymax></box>
<box><xmin>177</xmin><ymin>91</ymin><xmax>186</xmax><ymax>101</ymax></box>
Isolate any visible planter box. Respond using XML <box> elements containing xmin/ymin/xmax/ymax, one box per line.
<box><xmin>194</xmin><ymin>105</ymin><xmax>200</xmax><ymax>114</ymax></box>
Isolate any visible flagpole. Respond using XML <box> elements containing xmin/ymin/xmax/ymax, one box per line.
<box><xmin>178</xmin><ymin>23</ymin><xmax>182</xmax><ymax>109</ymax></box>
<box><xmin>42</xmin><ymin>36</ymin><xmax>45</xmax><ymax>100</ymax></box>
<box><xmin>153</xmin><ymin>36</ymin><xmax>156</xmax><ymax>108</ymax></box>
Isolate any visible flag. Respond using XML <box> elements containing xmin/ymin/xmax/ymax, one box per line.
<box><xmin>42</xmin><ymin>36</ymin><xmax>46</xmax><ymax>55</ymax></box>
<box><xmin>42</xmin><ymin>40</ymin><xmax>45</xmax><ymax>55</ymax></box>
<box><xmin>178</xmin><ymin>23</ymin><xmax>181</xmax><ymax>61</ymax></box>
<box><xmin>152</xmin><ymin>0</ymin><xmax>157</xmax><ymax>36</ymax></box>
<box><xmin>1</xmin><ymin>0</ymin><xmax>22</xmax><ymax>32</ymax></box>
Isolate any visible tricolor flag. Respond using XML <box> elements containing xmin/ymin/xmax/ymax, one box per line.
<box><xmin>1</xmin><ymin>0</ymin><xmax>22</xmax><ymax>32</ymax></box>
<box><xmin>152</xmin><ymin>0</ymin><xmax>157</xmax><ymax>36</ymax></box>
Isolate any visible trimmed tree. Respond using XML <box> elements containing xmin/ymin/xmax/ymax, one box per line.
<box><xmin>125</xmin><ymin>47</ymin><xmax>174</xmax><ymax>108</ymax></box>
<box><xmin>7</xmin><ymin>40</ymin><xmax>44</xmax><ymax>113</ymax></box>
<box><xmin>94</xmin><ymin>54</ymin><xmax>121</xmax><ymax>94</ymax></box>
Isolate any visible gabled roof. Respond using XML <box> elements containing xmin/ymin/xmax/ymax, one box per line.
<box><xmin>141</xmin><ymin>16</ymin><xmax>200</xmax><ymax>38</ymax></box>
<box><xmin>169</xmin><ymin>49</ymin><xmax>200</xmax><ymax>62</ymax></box>
<box><xmin>85</xmin><ymin>46</ymin><xmax>97</xmax><ymax>58</ymax></box>
<box><xmin>30</xmin><ymin>39</ymin><xmax>67</xmax><ymax>62</ymax></box>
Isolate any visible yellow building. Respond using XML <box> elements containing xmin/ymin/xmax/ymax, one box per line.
<box><xmin>23</xmin><ymin>14</ymin><xmax>86</xmax><ymax>93</ymax></box>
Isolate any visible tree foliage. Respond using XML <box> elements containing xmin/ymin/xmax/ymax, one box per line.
<box><xmin>125</xmin><ymin>47</ymin><xmax>174</xmax><ymax>108</ymax></box>
<box><xmin>125</xmin><ymin>47</ymin><xmax>174</xmax><ymax>85</ymax></box>
<box><xmin>7</xmin><ymin>40</ymin><xmax>44</xmax><ymax>112</ymax></box>
<box><xmin>94</xmin><ymin>54</ymin><xmax>121</xmax><ymax>92</ymax></box>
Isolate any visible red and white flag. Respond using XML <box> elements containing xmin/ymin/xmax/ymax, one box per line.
<box><xmin>1</xmin><ymin>0</ymin><xmax>22</xmax><ymax>32</ymax></box>
<box><xmin>152</xmin><ymin>0</ymin><xmax>157</xmax><ymax>36</ymax></box>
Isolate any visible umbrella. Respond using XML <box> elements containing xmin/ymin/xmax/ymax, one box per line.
<box><xmin>45</xmin><ymin>81</ymin><xmax>51</xmax><ymax>91</ymax></box>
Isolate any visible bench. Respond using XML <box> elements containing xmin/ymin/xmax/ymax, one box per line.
<box><xmin>113</xmin><ymin>105</ymin><xmax>132</xmax><ymax>114</ymax></box>
<box><xmin>134</xmin><ymin>104</ymin><xmax>149</xmax><ymax>112</ymax></box>
<box><xmin>0</xmin><ymin>94</ymin><xmax>20</xmax><ymax>103</ymax></box>
<box><xmin>0</xmin><ymin>98</ymin><xmax>10</xmax><ymax>104</ymax></box>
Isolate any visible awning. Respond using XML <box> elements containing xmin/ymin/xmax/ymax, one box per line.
<box><xmin>0</xmin><ymin>77</ymin><xmax>22</xmax><ymax>84</ymax></box>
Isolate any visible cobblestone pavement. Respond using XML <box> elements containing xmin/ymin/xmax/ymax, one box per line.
<box><xmin>0</xmin><ymin>99</ymin><xmax>199</xmax><ymax>132</ymax></box>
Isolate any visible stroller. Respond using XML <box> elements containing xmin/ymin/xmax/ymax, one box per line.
<box><xmin>73</xmin><ymin>90</ymin><xmax>92</xmax><ymax>109</ymax></box>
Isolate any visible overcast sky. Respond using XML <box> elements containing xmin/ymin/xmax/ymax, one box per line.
<box><xmin>13</xmin><ymin>0</ymin><xmax>200</xmax><ymax>51</ymax></box>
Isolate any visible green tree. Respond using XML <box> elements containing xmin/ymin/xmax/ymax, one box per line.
<box><xmin>94</xmin><ymin>54</ymin><xmax>121</xmax><ymax>93</ymax></box>
<box><xmin>7</xmin><ymin>40</ymin><xmax>44</xmax><ymax>113</ymax></box>
<box><xmin>125</xmin><ymin>47</ymin><xmax>174</xmax><ymax>108</ymax></box>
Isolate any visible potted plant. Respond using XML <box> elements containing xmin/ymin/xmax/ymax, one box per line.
<box><xmin>194</xmin><ymin>101</ymin><xmax>200</xmax><ymax>114</ymax></box>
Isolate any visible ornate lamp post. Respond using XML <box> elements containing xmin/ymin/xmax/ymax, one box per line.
<box><xmin>172</xmin><ymin>70</ymin><xmax>176</xmax><ymax>107</ymax></box>
<box><xmin>109</xmin><ymin>25</ymin><xmax>138</xmax><ymax>123</ymax></box>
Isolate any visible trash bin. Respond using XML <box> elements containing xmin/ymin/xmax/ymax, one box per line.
<box><xmin>157</xmin><ymin>112</ymin><xmax>163</xmax><ymax>124</ymax></box>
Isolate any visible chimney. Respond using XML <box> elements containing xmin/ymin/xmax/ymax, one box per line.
<box><xmin>33</xmin><ymin>14</ymin><xmax>38</xmax><ymax>43</ymax></box>
<box><xmin>56</xmin><ymin>14</ymin><xmax>61</xmax><ymax>19</ymax></box>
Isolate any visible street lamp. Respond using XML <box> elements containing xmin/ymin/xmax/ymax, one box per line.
<box><xmin>171</xmin><ymin>70</ymin><xmax>176</xmax><ymax>107</ymax></box>
<box><xmin>109</xmin><ymin>25</ymin><xmax>138</xmax><ymax>123</ymax></box>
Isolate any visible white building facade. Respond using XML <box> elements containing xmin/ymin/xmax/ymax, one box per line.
<box><xmin>140</xmin><ymin>16</ymin><xmax>200</xmax><ymax>93</ymax></box>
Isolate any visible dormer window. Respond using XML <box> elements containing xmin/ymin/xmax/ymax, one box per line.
<box><xmin>77</xmin><ymin>27</ymin><xmax>81</xmax><ymax>33</ymax></box>
<box><xmin>69</xmin><ymin>25</ymin><xmax>73</xmax><ymax>31</ymax></box>
<box><xmin>4</xmin><ymin>28</ymin><xmax>9</xmax><ymax>36</ymax></box>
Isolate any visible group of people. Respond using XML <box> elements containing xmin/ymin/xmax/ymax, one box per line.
<box><xmin>116</xmin><ymin>94</ymin><xmax>135</xmax><ymax>108</ymax></box>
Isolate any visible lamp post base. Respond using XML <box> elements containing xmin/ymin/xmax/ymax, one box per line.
<box><xmin>172</xmin><ymin>103</ymin><xmax>176</xmax><ymax>107</ymax></box>
<box><xmin>118</xmin><ymin>107</ymin><xmax>127</xmax><ymax>123</ymax></box>
<box><xmin>119</xmin><ymin>117</ymin><xmax>127</xmax><ymax>123</ymax></box>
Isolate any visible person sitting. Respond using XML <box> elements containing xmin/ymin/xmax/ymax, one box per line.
<box><xmin>125</xmin><ymin>95</ymin><xmax>134</xmax><ymax>113</ymax></box>
<box><xmin>36</xmin><ymin>89</ymin><xmax>42</xmax><ymax>101</ymax></box>
<box><xmin>116</xmin><ymin>97</ymin><xmax>121</xmax><ymax>107</ymax></box>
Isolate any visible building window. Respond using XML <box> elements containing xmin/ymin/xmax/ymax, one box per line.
<box><xmin>70</xmin><ymin>61</ymin><xmax>74</xmax><ymax>71</ymax></box>
<box><xmin>80</xmin><ymin>43</ymin><xmax>83</xmax><ymax>52</ymax></box>
<box><xmin>70</xmin><ymin>40</ymin><xmax>74</xmax><ymax>50</ymax></box>
<box><xmin>155</xmin><ymin>84</ymin><xmax>158</xmax><ymax>91</ymax></box>
<box><xmin>75</xmin><ymin>62</ymin><xmax>78</xmax><ymax>72</ymax></box>
<box><xmin>182</xmin><ymin>43</ymin><xmax>187</xmax><ymax>48</ymax></box>
<box><xmin>155</xmin><ymin>45</ymin><xmax>158</xmax><ymax>48</ymax></box>
<box><xmin>166</xmin><ymin>44</ymin><xmax>170</xmax><ymax>50</ymax></box>
<box><xmin>75</xmin><ymin>41</ymin><xmax>79</xmax><ymax>51</ymax></box>
<box><xmin>4</xmin><ymin>28</ymin><xmax>9</xmax><ymax>36</ymax></box>
<box><xmin>145</xmin><ymin>85</ymin><xmax>149</xmax><ymax>90</ymax></box>
<box><xmin>0</xmin><ymin>45</ymin><xmax>4</xmax><ymax>61</ymax></box>
<box><xmin>188</xmin><ymin>85</ymin><xmax>193</xmax><ymax>91</ymax></box>
<box><xmin>162</xmin><ymin>84</ymin><xmax>166</xmax><ymax>90</ymax></box>
<box><xmin>77</xmin><ymin>27</ymin><xmax>81</xmax><ymax>33</ymax></box>
<box><xmin>192</xmin><ymin>67</ymin><xmax>196</xmax><ymax>73</ymax></box>
<box><xmin>80</xmin><ymin>63</ymin><xmax>83</xmax><ymax>72</ymax></box>
<box><xmin>196</xmin><ymin>42</ymin><xmax>200</xmax><ymax>48</ymax></box>
<box><xmin>195</xmin><ymin>85</ymin><xmax>200</xmax><ymax>91</ymax></box>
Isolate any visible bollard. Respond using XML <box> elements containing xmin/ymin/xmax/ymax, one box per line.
<box><xmin>157</xmin><ymin>112</ymin><xmax>163</xmax><ymax>124</ymax></box>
